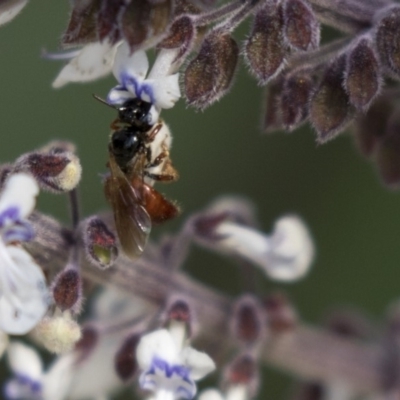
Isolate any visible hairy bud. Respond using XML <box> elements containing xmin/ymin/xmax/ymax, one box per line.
<box><xmin>158</xmin><ymin>15</ymin><xmax>196</xmax><ymax>62</ymax></box>
<box><xmin>52</xmin><ymin>268</ymin><xmax>82</xmax><ymax>313</ymax></box>
<box><xmin>345</xmin><ymin>37</ymin><xmax>381</xmax><ymax>111</ymax></box>
<box><xmin>97</xmin><ymin>0</ymin><xmax>124</xmax><ymax>43</ymax></box>
<box><xmin>121</xmin><ymin>0</ymin><xmax>173</xmax><ymax>52</ymax></box>
<box><xmin>231</xmin><ymin>295</ymin><xmax>266</xmax><ymax>345</ymax></box>
<box><xmin>263</xmin><ymin>79</ymin><xmax>283</xmax><ymax>133</ymax></box>
<box><xmin>184</xmin><ymin>31</ymin><xmax>238</xmax><ymax>109</ymax></box>
<box><xmin>14</xmin><ymin>144</ymin><xmax>82</xmax><ymax>193</ymax></box>
<box><xmin>281</xmin><ymin>70</ymin><xmax>314</xmax><ymax>131</ymax></box>
<box><xmin>376</xmin><ymin>6</ymin><xmax>400</xmax><ymax>77</ymax></box>
<box><xmin>62</xmin><ymin>0</ymin><xmax>99</xmax><ymax>46</ymax></box>
<box><xmin>75</xmin><ymin>325</ymin><xmax>99</xmax><ymax>363</ymax></box>
<box><xmin>244</xmin><ymin>4</ymin><xmax>286</xmax><ymax>85</ymax></box>
<box><xmin>115</xmin><ymin>333</ymin><xmax>141</xmax><ymax>382</ymax></box>
<box><xmin>163</xmin><ymin>298</ymin><xmax>194</xmax><ymax>337</ymax></box>
<box><xmin>310</xmin><ymin>55</ymin><xmax>353</xmax><ymax>143</ymax></box>
<box><xmin>283</xmin><ymin>0</ymin><xmax>320</xmax><ymax>51</ymax></box>
<box><xmin>263</xmin><ymin>292</ymin><xmax>297</xmax><ymax>334</ymax></box>
<box><xmin>375</xmin><ymin>109</ymin><xmax>400</xmax><ymax>188</ymax></box>
<box><xmin>83</xmin><ymin>216</ymin><xmax>118</xmax><ymax>269</ymax></box>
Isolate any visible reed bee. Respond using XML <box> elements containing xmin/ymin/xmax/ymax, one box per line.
<box><xmin>95</xmin><ymin>96</ymin><xmax>180</xmax><ymax>260</ymax></box>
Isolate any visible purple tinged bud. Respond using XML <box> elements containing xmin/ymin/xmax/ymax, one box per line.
<box><xmin>263</xmin><ymin>292</ymin><xmax>297</xmax><ymax>334</ymax></box>
<box><xmin>310</xmin><ymin>55</ymin><xmax>354</xmax><ymax>143</ymax></box>
<box><xmin>158</xmin><ymin>15</ymin><xmax>196</xmax><ymax>62</ymax></box>
<box><xmin>166</xmin><ymin>299</ymin><xmax>191</xmax><ymax>324</ymax></box>
<box><xmin>345</xmin><ymin>37</ymin><xmax>381</xmax><ymax>111</ymax></box>
<box><xmin>376</xmin><ymin>6</ymin><xmax>400</xmax><ymax>77</ymax></box>
<box><xmin>263</xmin><ymin>79</ymin><xmax>284</xmax><ymax>133</ymax></box>
<box><xmin>244</xmin><ymin>4</ymin><xmax>287</xmax><ymax>85</ymax></box>
<box><xmin>281</xmin><ymin>70</ymin><xmax>314</xmax><ymax>131</ymax></box>
<box><xmin>225</xmin><ymin>353</ymin><xmax>259</xmax><ymax>396</ymax></box>
<box><xmin>121</xmin><ymin>0</ymin><xmax>173</xmax><ymax>52</ymax></box>
<box><xmin>84</xmin><ymin>217</ymin><xmax>118</xmax><ymax>269</ymax></box>
<box><xmin>231</xmin><ymin>295</ymin><xmax>265</xmax><ymax>345</ymax></box>
<box><xmin>62</xmin><ymin>0</ymin><xmax>100</xmax><ymax>46</ymax></box>
<box><xmin>97</xmin><ymin>0</ymin><xmax>125</xmax><ymax>43</ymax></box>
<box><xmin>184</xmin><ymin>31</ymin><xmax>239</xmax><ymax>109</ymax></box>
<box><xmin>375</xmin><ymin>110</ymin><xmax>400</xmax><ymax>189</ymax></box>
<box><xmin>74</xmin><ymin>325</ymin><xmax>99</xmax><ymax>363</ymax></box>
<box><xmin>192</xmin><ymin>211</ymin><xmax>230</xmax><ymax>240</ymax></box>
<box><xmin>52</xmin><ymin>268</ymin><xmax>82</xmax><ymax>312</ymax></box>
<box><xmin>114</xmin><ymin>333</ymin><xmax>141</xmax><ymax>382</ymax></box>
<box><xmin>283</xmin><ymin>0</ymin><xmax>320</xmax><ymax>51</ymax></box>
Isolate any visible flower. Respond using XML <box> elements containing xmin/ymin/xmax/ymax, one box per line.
<box><xmin>0</xmin><ymin>173</ymin><xmax>49</xmax><ymax>334</ymax></box>
<box><xmin>51</xmin><ymin>41</ymin><xmax>117</xmax><ymax>89</ymax></box>
<box><xmin>0</xmin><ymin>0</ymin><xmax>28</xmax><ymax>27</ymax></box>
<box><xmin>136</xmin><ymin>329</ymin><xmax>215</xmax><ymax>400</ymax></box>
<box><xmin>107</xmin><ymin>42</ymin><xmax>181</xmax><ymax>115</ymax></box>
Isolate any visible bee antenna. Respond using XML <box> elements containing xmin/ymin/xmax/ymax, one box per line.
<box><xmin>92</xmin><ymin>94</ymin><xmax>117</xmax><ymax>110</ymax></box>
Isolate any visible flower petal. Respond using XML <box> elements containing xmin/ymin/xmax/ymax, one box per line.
<box><xmin>7</xmin><ymin>341</ymin><xmax>43</xmax><ymax>381</ymax></box>
<box><xmin>0</xmin><ymin>173</ymin><xmax>38</xmax><ymax>221</ymax></box>
<box><xmin>136</xmin><ymin>329</ymin><xmax>178</xmax><ymax>370</ymax></box>
<box><xmin>0</xmin><ymin>246</ymin><xmax>49</xmax><ymax>334</ymax></box>
<box><xmin>52</xmin><ymin>41</ymin><xmax>116</xmax><ymax>89</ymax></box>
<box><xmin>0</xmin><ymin>0</ymin><xmax>28</xmax><ymax>26</ymax></box>
<box><xmin>106</xmin><ymin>86</ymin><xmax>134</xmax><ymax>105</ymax></box>
<box><xmin>112</xmin><ymin>42</ymin><xmax>149</xmax><ymax>85</ymax></box>
<box><xmin>147</xmin><ymin>74</ymin><xmax>181</xmax><ymax>109</ymax></box>
<box><xmin>180</xmin><ymin>347</ymin><xmax>215</xmax><ymax>380</ymax></box>
<box><xmin>198</xmin><ymin>389</ymin><xmax>225</xmax><ymax>400</ymax></box>
<box><xmin>42</xmin><ymin>354</ymin><xmax>74</xmax><ymax>400</ymax></box>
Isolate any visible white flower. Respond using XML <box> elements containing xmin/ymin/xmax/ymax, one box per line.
<box><xmin>137</xmin><ymin>329</ymin><xmax>215</xmax><ymax>400</ymax></box>
<box><xmin>52</xmin><ymin>41</ymin><xmax>117</xmax><ymax>89</ymax></box>
<box><xmin>214</xmin><ymin>215</ymin><xmax>315</xmax><ymax>282</ymax></box>
<box><xmin>0</xmin><ymin>173</ymin><xmax>49</xmax><ymax>334</ymax></box>
<box><xmin>0</xmin><ymin>0</ymin><xmax>28</xmax><ymax>26</ymax></box>
<box><xmin>107</xmin><ymin>42</ymin><xmax>181</xmax><ymax>112</ymax></box>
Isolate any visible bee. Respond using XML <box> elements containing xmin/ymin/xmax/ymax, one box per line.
<box><xmin>95</xmin><ymin>95</ymin><xmax>180</xmax><ymax>260</ymax></box>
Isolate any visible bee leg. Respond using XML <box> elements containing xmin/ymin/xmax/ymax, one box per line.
<box><xmin>110</xmin><ymin>119</ymin><xmax>122</xmax><ymax>130</ymax></box>
<box><xmin>145</xmin><ymin>172</ymin><xmax>176</xmax><ymax>182</ymax></box>
<box><xmin>146</xmin><ymin>123</ymin><xmax>163</xmax><ymax>143</ymax></box>
<box><xmin>146</xmin><ymin>151</ymin><xmax>167</xmax><ymax>168</ymax></box>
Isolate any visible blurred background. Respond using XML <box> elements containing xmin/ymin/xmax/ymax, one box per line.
<box><xmin>0</xmin><ymin>0</ymin><xmax>399</xmax><ymax>398</ymax></box>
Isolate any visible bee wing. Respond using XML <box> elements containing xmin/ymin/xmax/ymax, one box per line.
<box><xmin>105</xmin><ymin>153</ymin><xmax>151</xmax><ymax>260</ymax></box>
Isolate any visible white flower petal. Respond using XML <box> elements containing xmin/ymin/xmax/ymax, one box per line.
<box><xmin>0</xmin><ymin>0</ymin><xmax>28</xmax><ymax>26</ymax></box>
<box><xmin>149</xmin><ymin>74</ymin><xmax>181</xmax><ymax>109</ymax></box>
<box><xmin>112</xmin><ymin>42</ymin><xmax>149</xmax><ymax>84</ymax></box>
<box><xmin>266</xmin><ymin>215</ymin><xmax>315</xmax><ymax>282</ymax></box>
<box><xmin>0</xmin><ymin>173</ymin><xmax>38</xmax><ymax>220</ymax></box>
<box><xmin>52</xmin><ymin>41</ymin><xmax>116</xmax><ymax>89</ymax></box>
<box><xmin>0</xmin><ymin>246</ymin><xmax>49</xmax><ymax>334</ymax></box>
<box><xmin>148</xmin><ymin>49</ymin><xmax>179</xmax><ymax>79</ymax></box>
<box><xmin>198</xmin><ymin>389</ymin><xmax>225</xmax><ymax>400</ymax></box>
<box><xmin>42</xmin><ymin>354</ymin><xmax>74</xmax><ymax>400</ymax></box>
<box><xmin>180</xmin><ymin>347</ymin><xmax>215</xmax><ymax>380</ymax></box>
<box><xmin>0</xmin><ymin>330</ymin><xmax>8</xmax><ymax>358</ymax></box>
<box><xmin>136</xmin><ymin>329</ymin><xmax>179</xmax><ymax>369</ymax></box>
<box><xmin>7</xmin><ymin>341</ymin><xmax>43</xmax><ymax>381</ymax></box>
<box><xmin>107</xmin><ymin>87</ymin><xmax>134</xmax><ymax>105</ymax></box>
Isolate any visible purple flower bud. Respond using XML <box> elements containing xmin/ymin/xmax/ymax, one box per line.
<box><xmin>310</xmin><ymin>55</ymin><xmax>354</xmax><ymax>143</ymax></box>
<box><xmin>231</xmin><ymin>295</ymin><xmax>266</xmax><ymax>345</ymax></box>
<box><xmin>376</xmin><ymin>6</ymin><xmax>400</xmax><ymax>77</ymax></box>
<box><xmin>281</xmin><ymin>70</ymin><xmax>314</xmax><ymax>131</ymax></box>
<box><xmin>283</xmin><ymin>0</ymin><xmax>320</xmax><ymax>51</ymax></box>
<box><xmin>114</xmin><ymin>333</ymin><xmax>141</xmax><ymax>382</ymax></box>
<box><xmin>184</xmin><ymin>31</ymin><xmax>239</xmax><ymax>109</ymax></box>
<box><xmin>97</xmin><ymin>0</ymin><xmax>125</xmax><ymax>43</ymax></box>
<box><xmin>74</xmin><ymin>325</ymin><xmax>99</xmax><ymax>363</ymax></box>
<box><xmin>244</xmin><ymin>4</ymin><xmax>287</xmax><ymax>85</ymax></box>
<box><xmin>345</xmin><ymin>37</ymin><xmax>381</xmax><ymax>111</ymax></box>
<box><xmin>121</xmin><ymin>0</ymin><xmax>173</xmax><ymax>52</ymax></box>
<box><xmin>263</xmin><ymin>292</ymin><xmax>297</xmax><ymax>334</ymax></box>
<box><xmin>62</xmin><ymin>0</ymin><xmax>99</xmax><ymax>46</ymax></box>
<box><xmin>192</xmin><ymin>212</ymin><xmax>230</xmax><ymax>240</ymax></box>
<box><xmin>263</xmin><ymin>79</ymin><xmax>284</xmax><ymax>133</ymax></box>
<box><xmin>225</xmin><ymin>353</ymin><xmax>259</xmax><ymax>396</ymax></box>
<box><xmin>83</xmin><ymin>216</ymin><xmax>118</xmax><ymax>269</ymax></box>
<box><xmin>52</xmin><ymin>268</ymin><xmax>82</xmax><ymax>312</ymax></box>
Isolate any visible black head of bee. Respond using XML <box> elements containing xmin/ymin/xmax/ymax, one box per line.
<box><xmin>117</xmin><ymin>99</ymin><xmax>153</xmax><ymax>131</ymax></box>
<box><xmin>110</xmin><ymin>127</ymin><xmax>144</xmax><ymax>170</ymax></box>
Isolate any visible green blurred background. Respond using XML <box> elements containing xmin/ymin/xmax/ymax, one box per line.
<box><xmin>1</xmin><ymin>0</ymin><xmax>399</xmax><ymax>398</ymax></box>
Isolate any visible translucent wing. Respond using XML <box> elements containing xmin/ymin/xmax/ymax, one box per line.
<box><xmin>104</xmin><ymin>152</ymin><xmax>151</xmax><ymax>260</ymax></box>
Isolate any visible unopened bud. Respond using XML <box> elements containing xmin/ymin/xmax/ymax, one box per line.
<box><xmin>263</xmin><ymin>292</ymin><xmax>297</xmax><ymax>334</ymax></box>
<box><xmin>244</xmin><ymin>4</ymin><xmax>286</xmax><ymax>85</ymax></box>
<box><xmin>15</xmin><ymin>146</ymin><xmax>82</xmax><ymax>194</ymax></box>
<box><xmin>33</xmin><ymin>314</ymin><xmax>82</xmax><ymax>354</ymax></box>
<box><xmin>231</xmin><ymin>295</ymin><xmax>266</xmax><ymax>345</ymax></box>
<box><xmin>281</xmin><ymin>70</ymin><xmax>314</xmax><ymax>131</ymax></box>
<box><xmin>283</xmin><ymin>0</ymin><xmax>320</xmax><ymax>51</ymax></box>
<box><xmin>158</xmin><ymin>15</ymin><xmax>196</xmax><ymax>62</ymax></box>
<box><xmin>225</xmin><ymin>354</ymin><xmax>259</xmax><ymax>397</ymax></box>
<box><xmin>62</xmin><ymin>0</ymin><xmax>99</xmax><ymax>46</ymax></box>
<box><xmin>310</xmin><ymin>55</ymin><xmax>353</xmax><ymax>143</ymax></box>
<box><xmin>263</xmin><ymin>79</ymin><xmax>283</xmax><ymax>133</ymax></box>
<box><xmin>97</xmin><ymin>0</ymin><xmax>124</xmax><ymax>43</ymax></box>
<box><xmin>184</xmin><ymin>31</ymin><xmax>238</xmax><ymax>109</ymax></box>
<box><xmin>52</xmin><ymin>268</ymin><xmax>82</xmax><ymax>313</ymax></box>
<box><xmin>83</xmin><ymin>216</ymin><xmax>118</xmax><ymax>269</ymax></box>
<box><xmin>345</xmin><ymin>37</ymin><xmax>381</xmax><ymax>111</ymax></box>
<box><xmin>114</xmin><ymin>333</ymin><xmax>141</xmax><ymax>382</ymax></box>
<box><xmin>74</xmin><ymin>325</ymin><xmax>99</xmax><ymax>363</ymax></box>
<box><xmin>163</xmin><ymin>298</ymin><xmax>194</xmax><ymax>338</ymax></box>
<box><xmin>121</xmin><ymin>0</ymin><xmax>173</xmax><ymax>52</ymax></box>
